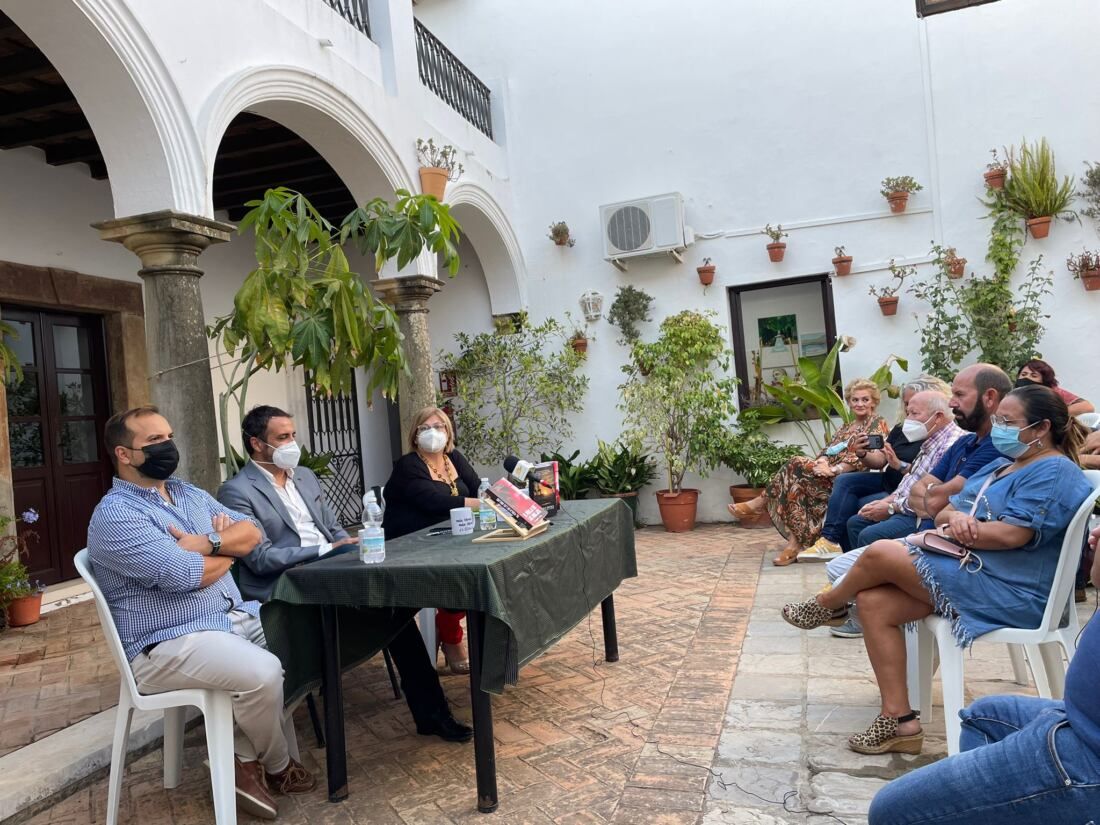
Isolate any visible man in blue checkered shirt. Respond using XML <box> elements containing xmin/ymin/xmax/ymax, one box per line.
<box><xmin>88</xmin><ymin>405</ymin><xmax>313</xmax><ymax>820</ymax></box>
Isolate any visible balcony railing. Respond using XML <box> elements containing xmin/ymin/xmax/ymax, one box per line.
<box><xmin>414</xmin><ymin>20</ymin><xmax>493</xmax><ymax>139</ymax></box>
<box><xmin>322</xmin><ymin>0</ymin><xmax>370</xmax><ymax>38</ymax></box>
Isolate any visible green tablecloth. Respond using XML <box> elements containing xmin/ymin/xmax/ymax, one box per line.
<box><xmin>262</xmin><ymin>498</ymin><xmax>636</xmax><ymax>699</ymax></box>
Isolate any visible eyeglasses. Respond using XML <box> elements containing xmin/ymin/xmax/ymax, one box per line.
<box><xmin>416</xmin><ymin>423</ymin><xmax>447</xmax><ymax>434</ymax></box>
<box><xmin>990</xmin><ymin>415</ymin><xmax>1038</xmax><ymax>428</ymax></box>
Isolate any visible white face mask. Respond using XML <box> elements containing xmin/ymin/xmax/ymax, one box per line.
<box><xmin>266</xmin><ymin>440</ymin><xmax>301</xmax><ymax>470</ymax></box>
<box><xmin>901</xmin><ymin>414</ymin><xmax>936</xmax><ymax>443</ymax></box>
<box><xmin>417</xmin><ymin>428</ymin><xmax>448</xmax><ymax>454</ymax></box>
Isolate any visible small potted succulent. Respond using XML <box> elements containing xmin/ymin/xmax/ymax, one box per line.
<box><xmin>984</xmin><ymin>148</ymin><xmax>1009</xmax><ymax>190</ymax></box>
<box><xmin>696</xmin><ymin>257</ymin><xmax>716</xmax><ymax>286</ymax></box>
<box><xmin>880</xmin><ymin>176</ymin><xmax>923</xmax><ymax>213</ymax></box>
<box><xmin>416</xmin><ymin>138</ymin><xmax>464</xmax><ymax>201</ymax></box>
<box><xmin>944</xmin><ymin>247</ymin><xmax>967</xmax><ymax>278</ymax></box>
<box><xmin>832</xmin><ymin>245</ymin><xmax>853</xmax><ymax>276</ymax></box>
<box><xmin>868</xmin><ymin>259</ymin><xmax>915</xmax><ymax>316</ymax></box>
<box><xmin>762</xmin><ymin>224</ymin><xmax>788</xmax><ymax>262</ymax></box>
<box><xmin>548</xmin><ymin>221</ymin><xmax>576</xmax><ymax>247</ymax></box>
<box><xmin>0</xmin><ymin>508</ymin><xmax>44</xmax><ymax>629</ymax></box>
<box><xmin>1067</xmin><ymin>251</ymin><xmax>1100</xmax><ymax>292</ymax></box>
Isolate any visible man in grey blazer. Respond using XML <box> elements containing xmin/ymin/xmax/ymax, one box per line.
<box><xmin>217</xmin><ymin>405</ymin><xmax>472</xmax><ymax>742</ymax></box>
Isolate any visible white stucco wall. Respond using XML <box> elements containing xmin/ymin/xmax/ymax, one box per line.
<box><xmin>415</xmin><ymin>0</ymin><xmax>1100</xmax><ymax>525</ymax></box>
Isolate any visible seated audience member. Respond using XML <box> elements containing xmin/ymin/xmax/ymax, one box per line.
<box><xmin>825</xmin><ymin>364</ymin><xmax>1011</xmax><ymax>638</ymax></box>
<box><xmin>217</xmin><ymin>405</ymin><xmax>473</xmax><ymax>743</ymax></box>
<box><xmin>782</xmin><ymin>385</ymin><xmax>1091</xmax><ymax>759</ymax></box>
<box><xmin>88</xmin><ymin>406</ymin><xmax>313</xmax><ymax>821</ymax></box>
<box><xmin>730</xmin><ymin>378</ymin><xmax>890</xmax><ymax>566</ymax></box>
<box><xmin>382</xmin><ymin>406</ymin><xmax>482</xmax><ymax>673</ymax></box>
<box><xmin>1016</xmin><ymin>357</ymin><xmax>1094</xmax><ymax>416</ymax></box>
<box><xmin>1079</xmin><ymin>427</ymin><xmax>1100</xmax><ymax>470</ymax></box>
<box><xmin>867</xmin><ymin>521</ymin><xmax>1100</xmax><ymax>824</ymax></box>
<box><xmin>799</xmin><ymin>376</ymin><xmax>951</xmax><ymax>563</ymax></box>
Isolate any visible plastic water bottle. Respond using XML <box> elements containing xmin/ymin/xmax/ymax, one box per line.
<box><xmin>478</xmin><ymin>478</ymin><xmax>497</xmax><ymax>531</ymax></box>
<box><xmin>360</xmin><ymin>491</ymin><xmax>386</xmax><ymax>564</ymax></box>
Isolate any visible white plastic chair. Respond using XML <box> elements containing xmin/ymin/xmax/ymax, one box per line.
<box><xmin>74</xmin><ymin>550</ymin><xmax>238</xmax><ymax>825</ymax></box>
<box><xmin>1076</xmin><ymin>412</ymin><xmax>1100</xmax><ymax>430</ymax></box>
<box><xmin>913</xmin><ymin>470</ymin><xmax>1100</xmax><ymax>755</ymax></box>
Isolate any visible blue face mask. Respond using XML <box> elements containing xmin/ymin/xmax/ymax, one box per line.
<box><xmin>990</xmin><ymin>421</ymin><xmax>1039</xmax><ymax>459</ymax></box>
<box><xmin>825</xmin><ymin>439</ymin><xmax>849</xmax><ymax>456</ymax></box>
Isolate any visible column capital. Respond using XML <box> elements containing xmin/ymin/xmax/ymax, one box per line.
<box><xmin>373</xmin><ymin>275</ymin><xmax>443</xmax><ymax>313</ymax></box>
<box><xmin>93</xmin><ymin>210</ymin><xmax>235</xmax><ymax>275</ymax></box>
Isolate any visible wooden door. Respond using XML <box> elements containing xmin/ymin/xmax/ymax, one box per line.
<box><xmin>4</xmin><ymin>308</ymin><xmax>113</xmax><ymax>583</ymax></box>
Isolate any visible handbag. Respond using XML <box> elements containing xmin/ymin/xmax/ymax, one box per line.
<box><xmin>905</xmin><ymin>473</ymin><xmax>996</xmax><ymax>569</ymax></box>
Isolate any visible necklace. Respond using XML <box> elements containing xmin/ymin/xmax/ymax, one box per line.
<box><xmin>422</xmin><ymin>453</ymin><xmax>458</xmax><ymax>496</ymax></box>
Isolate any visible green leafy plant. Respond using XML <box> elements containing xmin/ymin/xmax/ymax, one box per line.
<box><xmin>208</xmin><ymin>187</ymin><xmax>462</xmax><ymax>478</ymax></box>
<box><xmin>1067</xmin><ymin>251</ymin><xmax>1100</xmax><ymax>279</ymax></box>
<box><xmin>721</xmin><ymin>410</ymin><xmax>805</xmax><ymax>489</ymax></box>
<box><xmin>539</xmin><ymin>450</ymin><xmax>596</xmax><ymax>500</ymax></box>
<box><xmin>1080</xmin><ymin>162</ymin><xmax>1100</xmax><ymax>226</ymax></box>
<box><xmin>762</xmin><ymin>223</ymin><xmax>788</xmax><ymax>243</ymax></box>
<box><xmin>547</xmin><ymin>221</ymin><xmax>575</xmax><ymax>247</ymax></box>
<box><xmin>618</xmin><ymin>310</ymin><xmax>739</xmax><ymax>493</ymax></box>
<box><xmin>492</xmin><ymin>311</ymin><xmax>526</xmax><ymax>335</ymax></box>
<box><xmin>590</xmin><ymin>440</ymin><xmax>657</xmax><ymax>495</ymax></box>
<box><xmin>440</xmin><ymin>317</ymin><xmax>589</xmax><ymax>464</ymax></box>
<box><xmin>607</xmin><ymin>285</ymin><xmax>654</xmax><ymax>344</ymax></box>
<box><xmin>868</xmin><ymin>260</ymin><xmax>915</xmax><ymax>298</ymax></box>
<box><xmin>880</xmin><ymin>176</ymin><xmax>923</xmax><ymax>197</ymax></box>
<box><xmin>416</xmin><ymin>138</ymin><xmax>464</xmax><ymax>180</ymax></box>
<box><xmin>0</xmin><ymin>509</ymin><xmax>43</xmax><ymax>611</ymax></box>
<box><xmin>0</xmin><ymin>320</ymin><xmax>25</xmax><ymax>385</ymax></box>
<box><xmin>986</xmin><ymin>148</ymin><xmax>1009</xmax><ymax>174</ymax></box>
<box><xmin>999</xmin><ymin>138</ymin><xmax>1076</xmax><ymax>221</ymax></box>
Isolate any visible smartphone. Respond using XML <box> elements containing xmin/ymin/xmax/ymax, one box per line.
<box><xmin>865</xmin><ymin>434</ymin><xmax>885</xmax><ymax>450</ymax></box>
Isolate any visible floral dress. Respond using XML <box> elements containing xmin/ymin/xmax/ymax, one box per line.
<box><xmin>765</xmin><ymin>415</ymin><xmax>890</xmax><ymax>546</ymax></box>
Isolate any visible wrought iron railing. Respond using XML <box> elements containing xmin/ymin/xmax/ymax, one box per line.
<box><xmin>322</xmin><ymin>0</ymin><xmax>370</xmax><ymax>38</ymax></box>
<box><xmin>414</xmin><ymin>20</ymin><xmax>493</xmax><ymax>139</ymax></box>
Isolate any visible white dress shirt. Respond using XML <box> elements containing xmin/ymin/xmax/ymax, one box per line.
<box><xmin>252</xmin><ymin>462</ymin><xmax>333</xmax><ymax>556</ymax></box>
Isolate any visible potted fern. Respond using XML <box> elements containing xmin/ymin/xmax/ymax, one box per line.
<box><xmin>868</xmin><ymin>260</ymin><xmax>914</xmax><ymax>316</ymax></box>
<box><xmin>832</xmin><ymin>245</ymin><xmax>853</xmax><ymax>276</ymax></box>
<box><xmin>1067</xmin><ymin>251</ymin><xmax>1100</xmax><ymax>292</ymax></box>
<box><xmin>999</xmin><ymin>138</ymin><xmax>1076</xmax><ymax>239</ymax></box>
<box><xmin>762</xmin><ymin>224</ymin><xmax>788</xmax><ymax>262</ymax></box>
<box><xmin>881</xmin><ymin>176</ymin><xmax>923</xmax><ymax>213</ymax></box>
<box><xmin>416</xmin><ymin>138</ymin><xmax>464</xmax><ymax>201</ymax></box>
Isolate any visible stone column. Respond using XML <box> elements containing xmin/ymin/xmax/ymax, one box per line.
<box><xmin>372</xmin><ymin>275</ymin><xmax>443</xmax><ymax>449</ymax></box>
<box><xmin>94</xmin><ymin>211</ymin><xmax>234</xmax><ymax>492</ymax></box>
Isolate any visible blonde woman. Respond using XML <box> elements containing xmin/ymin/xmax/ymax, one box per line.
<box><xmin>732</xmin><ymin>379</ymin><xmax>890</xmax><ymax>566</ymax></box>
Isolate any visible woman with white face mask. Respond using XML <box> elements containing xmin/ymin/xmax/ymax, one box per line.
<box><xmin>381</xmin><ymin>406</ymin><xmax>481</xmax><ymax>674</ymax></box>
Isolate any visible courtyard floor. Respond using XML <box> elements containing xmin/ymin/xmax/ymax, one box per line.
<box><xmin>6</xmin><ymin>524</ymin><xmax>1082</xmax><ymax>825</ymax></box>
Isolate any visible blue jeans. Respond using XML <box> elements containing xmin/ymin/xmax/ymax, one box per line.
<box><xmin>869</xmin><ymin>695</ymin><xmax>1100</xmax><ymax>824</ymax></box>
<box><xmin>821</xmin><ymin>472</ymin><xmax>885</xmax><ymax>551</ymax></box>
<box><xmin>846</xmin><ymin>511</ymin><xmax>919</xmax><ymax>549</ymax></box>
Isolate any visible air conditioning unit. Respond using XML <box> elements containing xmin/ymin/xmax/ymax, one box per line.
<box><xmin>599</xmin><ymin>192</ymin><xmax>694</xmax><ymax>271</ymax></box>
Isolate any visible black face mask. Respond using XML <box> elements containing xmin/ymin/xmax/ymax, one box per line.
<box><xmin>131</xmin><ymin>440</ymin><xmax>179</xmax><ymax>480</ymax></box>
<box><xmin>1015</xmin><ymin>377</ymin><xmax>1039</xmax><ymax>389</ymax></box>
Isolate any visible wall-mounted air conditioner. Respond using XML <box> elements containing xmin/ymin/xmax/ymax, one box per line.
<box><xmin>599</xmin><ymin>192</ymin><xmax>694</xmax><ymax>271</ymax></box>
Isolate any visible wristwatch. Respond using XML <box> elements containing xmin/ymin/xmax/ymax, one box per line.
<box><xmin>207</xmin><ymin>532</ymin><xmax>222</xmax><ymax>556</ymax></box>
<box><xmin>887</xmin><ymin>503</ymin><xmax>897</xmax><ymax>515</ymax></box>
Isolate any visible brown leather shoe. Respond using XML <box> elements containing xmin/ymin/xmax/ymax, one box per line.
<box><xmin>266</xmin><ymin>757</ymin><xmax>317</xmax><ymax>795</ymax></box>
<box><xmin>235</xmin><ymin>758</ymin><xmax>277</xmax><ymax>820</ymax></box>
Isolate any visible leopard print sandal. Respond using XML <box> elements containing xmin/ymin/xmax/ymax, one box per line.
<box><xmin>848</xmin><ymin>711</ymin><xmax>923</xmax><ymax>755</ymax></box>
<box><xmin>780</xmin><ymin>597</ymin><xmax>848</xmax><ymax>630</ymax></box>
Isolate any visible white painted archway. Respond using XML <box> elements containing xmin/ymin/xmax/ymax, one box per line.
<box><xmin>446</xmin><ymin>182</ymin><xmax>527</xmax><ymax>314</ymax></box>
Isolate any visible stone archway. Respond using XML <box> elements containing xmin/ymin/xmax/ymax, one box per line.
<box><xmin>447</xmin><ymin>183</ymin><xmax>527</xmax><ymax>315</ymax></box>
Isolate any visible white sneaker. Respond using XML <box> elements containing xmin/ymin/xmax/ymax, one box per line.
<box><xmin>830</xmin><ymin>616</ymin><xmax>864</xmax><ymax>638</ymax></box>
<box><xmin>796</xmin><ymin>538</ymin><xmax>842</xmax><ymax>563</ymax></box>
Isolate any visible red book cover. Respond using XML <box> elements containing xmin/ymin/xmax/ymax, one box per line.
<box><xmin>486</xmin><ymin>479</ymin><xmax>548</xmax><ymax>530</ymax></box>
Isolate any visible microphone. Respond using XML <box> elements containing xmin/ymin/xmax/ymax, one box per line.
<box><xmin>503</xmin><ymin>455</ymin><xmax>533</xmax><ymax>484</ymax></box>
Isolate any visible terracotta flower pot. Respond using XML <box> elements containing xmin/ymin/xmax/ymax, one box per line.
<box><xmin>948</xmin><ymin>259</ymin><xmax>967</xmax><ymax>278</ymax></box>
<box><xmin>1026</xmin><ymin>216</ymin><xmax>1052</xmax><ymax>239</ymax></box>
<box><xmin>832</xmin><ymin>256</ymin><xmax>853</xmax><ymax>276</ymax></box>
<box><xmin>6</xmin><ymin>593</ymin><xmax>42</xmax><ymax>627</ymax></box>
<box><xmin>766</xmin><ymin>242</ymin><xmax>787</xmax><ymax>263</ymax></box>
<box><xmin>877</xmin><ymin>296</ymin><xmax>900</xmax><ymax>316</ymax></box>
<box><xmin>655</xmin><ymin>488</ymin><xmax>699</xmax><ymax>533</ymax></box>
<box><xmin>571</xmin><ymin>337</ymin><xmax>588</xmax><ymax>355</ymax></box>
<box><xmin>984</xmin><ymin>169</ymin><xmax>1007</xmax><ymax>190</ymax></box>
<box><xmin>418</xmin><ymin>166</ymin><xmax>449</xmax><ymax>200</ymax></box>
<box><xmin>729</xmin><ymin>485</ymin><xmax>772</xmax><ymax>529</ymax></box>
<box><xmin>697</xmin><ymin>265</ymin><xmax>716</xmax><ymax>285</ymax></box>
<box><xmin>1081</xmin><ymin>269</ymin><xmax>1100</xmax><ymax>291</ymax></box>
<box><xmin>886</xmin><ymin>192</ymin><xmax>910</xmax><ymax>214</ymax></box>
<box><xmin>553</xmin><ymin>235</ymin><xmax>571</xmax><ymax>247</ymax></box>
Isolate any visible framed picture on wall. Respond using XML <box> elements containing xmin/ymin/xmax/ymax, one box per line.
<box><xmin>757</xmin><ymin>314</ymin><xmax>799</xmax><ymax>369</ymax></box>
<box><xmin>800</xmin><ymin>332</ymin><xmax>828</xmax><ymax>358</ymax></box>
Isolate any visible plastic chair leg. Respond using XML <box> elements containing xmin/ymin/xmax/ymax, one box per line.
<box><xmin>1007</xmin><ymin>644</ymin><xmax>1030</xmax><ymax>686</ymax></box>
<box><xmin>203</xmin><ymin>694</ymin><xmax>238</xmax><ymax>825</ymax></box>
<box><xmin>915</xmin><ymin>623</ymin><xmax>936</xmax><ymax>726</ymax></box>
<box><xmin>382</xmin><ymin>647</ymin><xmax>401</xmax><ymax>700</ymax></box>
<box><xmin>1039</xmin><ymin>642</ymin><xmax>1067</xmax><ymax>699</ymax></box>
<box><xmin>937</xmin><ymin>634</ymin><xmax>965</xmax><ymax>756</ymax></box>
<box><xmin>162</xmin><ymin>706</ymin><xmax>186</xmax><ymax>789</ymax></box>
<box><xmin>105</xmin><ymin>697</ymin><xmax>134</xmax><ymax>825</ymax></box>
<box><xmin>1024</xmin><ymin>644</ymin><xmax>1053</xmax><ymax>698</ymax></box>
<box><xmin>905</xmin><ymin>629</ymin><xmax>920</xmax><ymax>714</ymax></box>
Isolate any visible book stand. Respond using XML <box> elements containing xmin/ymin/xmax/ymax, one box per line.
<box><xmin>472</xmin><ymin>498</ymin><xmax>549</xmax><ymax>543</ymax></box>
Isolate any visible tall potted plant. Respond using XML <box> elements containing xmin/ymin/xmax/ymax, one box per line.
<box><xmin>619</xmin><ymin>310</ymin><xmax>738</xmax><ymax>532</ymax></box>
<box><xmin>590</xmin><ymin>440</ymin><xmax>657</xmax><ymax>526</ymax></box>
<box><xmin>999</xmin><ymin>137</ymin><xmax>1076</xmax><ymax>239</ymax></box>
<box><xmin>416</xmin><ymin>138</ymin><xmax>464</xmax><ymax>201</ymax></box>
<box><xmin>721</xmin><ymin>412</ymin><xmax>805</xmax><ymax>528</ymax></box>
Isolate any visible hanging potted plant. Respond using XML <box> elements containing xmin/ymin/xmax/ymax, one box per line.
<box><xmin>590</xmin><ymin>440</ymin><xmax>658</xmax><ymax>527</ymax></box>
<box><xmin>416</xmin><ymin>138</ymin><xmax>464</xmax><ymax>201</ymax></box>
<box><xmin>1067</xmin><ymin>251</ymin><xmax>1100</xmax><ymax>292</ymax></box>
<box><xmin>998</xmin><ymin>137</ymin><xmax>1076</xmax><ymax>239</ymax></box>
<box><xmin>618</xmin><ymin>310</ymin><xmax>738</xmax><ymax>532</ymax></box>
<box><xmin>868</xmin><ymin>259</ymin><xmax>914</xmax><ymax>316</ymax></box>
<box><xmin>548</xmin><ymin>221</ymin><xmax>576</xmax><ymax>247</ymax></box>
<box><xmin>608</xmin><ymin>284</ymin><xmax>654</xmax><ymax>346</ymax></box>
<box><xmin>720</xmin><ymin>411</ymin><xmax>805</xmax><ymax>528</ymax></box>
<box><xmin>567</xmin><ymin>315</ymin><xmax>590</xmax><ymax>355</ymax></box>
<box><xmin>832</xmin><ymin>245</ymin><xmax>853</xmax><ymax>276</ymax></box>
<box><xmin>944</xmin><ymin>247</ymin><xmax>967</xmax><ymax>278</ymax></box>
<box><xmin>762</xmin><ymin>224</ymin><xmax>788</xmax><ymax>262</ymax></box>
<box><xmin>0</xmin><ymin>508</ymin><xmax>44</xmax><ymax>629</ymax></box>
<box><xmin>696</xmin><ymin>257</ymin><xmax>716</xmax><ymax>285</ymax></box>
<box><xmin>984</xmin><ymin>148</ymin><xmax>1009</xmax><ymax>190</ymax></box>
<box><xmin>880</xmin><ymin>176</ymin><xmax>923</xmax><ymax>213</ymax></box>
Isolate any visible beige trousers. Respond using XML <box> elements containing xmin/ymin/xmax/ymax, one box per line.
<box><xmin>130</xmin><ymin>610</ymin><xmax>291</xmax><ymax>774</ymax></box>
